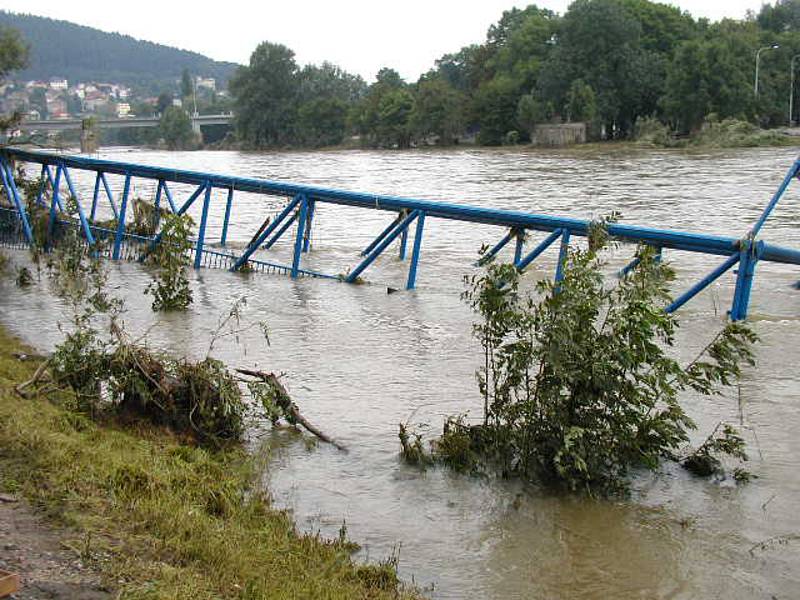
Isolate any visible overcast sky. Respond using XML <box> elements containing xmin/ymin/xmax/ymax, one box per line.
<box><xmin>1</xmin><ymin>0</ymin><xmax>769</xmax><ymax>81</ymax></box>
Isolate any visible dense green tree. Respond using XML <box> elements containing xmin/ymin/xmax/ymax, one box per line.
<box><xmin>376</xmin><ymin>88</ymin><xmax>415</xmax><ymax>148</ymax></box>
<box><xmin>159</xmin><ymin>106</ymin><xmax>195</xmax><ymax>150</ymax></box>
<box><xmin>411</xmin><ymin>77</ymin><xmax>466</xmax><ymax>144</ymax></box>
<box><xmin>618</xmin><ymin>0</ymin><xmax>698</xmax><ymax>55</ymax></box>
<box><xmin>664</xmin><ymin>21</ymin><xmax>763</xmax><ymax>132</ymax></box>
<box><xmin>435</xmin><ymin>45</ymin><xmax>490</xmax><ymax>92</ymax></box>
<box><xmin>538</xmin><ymin>0</ymin><xmax>659</xmax><ymax>136</ymax></box>
<box><xmin>351</xmin><ymin>68</ymin><xmax>408</xmax><ymax>146</ymax></box>
<box><xmin>229</xmin><ymin>42</ymin><xmax>299</xmax><ymax>147</ymax></box>
<box><xmin>472</xmin><ymin>75</ymin><xmax>520</xmax><ymax>145</ymax></box>
<box><xmin>156</xmin><ymin>92</ymin><xmax>173</xmax><ymax>115</ymax></box>
<box><xmin>180</xmin><ymin>67</ymin><xmax>193</xmax><ymax>98</ymax></box>
<box><xmin>0</xmin><ymin>25</ymin><xmax>27</xmax><ymax>129</ymax></box>
<box><xmin>662</xmin><ymin>40</ymin><xmax>711</xmax><ymax>131</ymax></box>
<box><xmin>485</xmin><ymin>6</ymin><xmax>559</xmax><ymax>94</ymax></box>
<box><xmin>297</xmin><ymin>97</ymin><xmax>349</xmax><ymax>147</ymax></box>
<box><xmin>758</xmin><ymin>0</ymin><xmax>800</xmax><ymax>32</ymax></box>
<box><xmin>0</xmin><ymin>25</ymin><xmax>27</xmax><ymax>80</ymax></box>
<box><xmin>565</xmin><ymin>79</ymin><xmax>597</xmax><ymax>123</ymax></box>
<box><xmin>515</xmin><ymin>94</ymin><xmax>545</xmax><ymax>135</ymax></box>
<box><xmin>298</xmin><ymin>62</ymin><xmax>366</xmax><ymax>104</ymax></box>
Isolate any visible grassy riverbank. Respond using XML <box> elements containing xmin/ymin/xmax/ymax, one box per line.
<box><xmin>0</xmin><ymin>325</ymin><xmax>415</xmax><ymax>599</ymax></box>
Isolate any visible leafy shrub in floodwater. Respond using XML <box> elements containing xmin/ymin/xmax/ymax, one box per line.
<box><xmin>402</xmin><ymin>225</ymin><xmax>757</xmax><ymax>494</ymax></box>
<box><xmin>145</xmin><ymin>212</ymin><xmax>194</xmax><ymax>311</ymax></box>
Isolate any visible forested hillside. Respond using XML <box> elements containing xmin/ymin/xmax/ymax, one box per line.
<box><xmin>0</xmin><ymin>11</ymin><xmax>238</xmax><ymax>91</ymax></box>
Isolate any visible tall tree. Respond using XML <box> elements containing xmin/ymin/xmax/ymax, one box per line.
<box><xmin>229</xmin><ymin>42</ymin><xmax>299</xmax><ymax>147</ymax></box>
<box><xmin>156</xmin><ymin>92</ymin><xmax>173</xmax><ymax>115</ymax></box>
<box><xmin>180</xmin><ymin>67</ymin><xmax>193</xmax><ymax>98</ymax></box>
<box><xmin>538</xmin><ymin>0</ymin><xmax>657</xmax><ymax>136</ymax></box>
<box><xmin>758</xmin><ymin>0</ymin><xmax>800</xmax><ymax>32</ymax></box>
<box><xmin>0</xmin><ymin>26</ymin><xmax>27</xmax><ymax>80</ymax></box>
<box><xmin>159</xmin><ymin>106</ymin><xmax>195</xmax><ymax>150</ymax></box>
<box><xmin>411</xmin><ymin>76</ymin><xmax>466</xmax><ymax>144</ymax></box>
<box><xmin>0</xmin><ymin>25</ymin><xmax>28</xmax><ymax>130</ymax></box>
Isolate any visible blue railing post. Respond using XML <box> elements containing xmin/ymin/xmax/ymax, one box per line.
<box><xmin>160</xmin><ymin>180</ymin><xmax>177</xmax><ymax>213</ymax></box>
<box><xmin>112</xmin><ymin>174</ymin><xmax>132</xmax><ymax>260</ymax></box>
<box><xmin>264</xmin><ymin>212</ymin><xmax>298</xmax><ymax>250</ymax></box>
<box><xmin>513</xmin><ymin>228</ymin><xmax>524</xmax><ymax>266</ymax></box>
<box><xmin>361</xmin><ymin>213</ymin><xmax>403</xmax><ymax>256</ymax></box>
<box><xmin>231</xmin><ymin>194</ymin><xmax>303</xmax><ymax>271</ymax></box>
<box><xmin>406</xmin><ymin>211</ymin><xmax>426</xmax><ymax>290</ymax></box>
<box><xmin>220</xmin><ymin>186</ymin><xmax>233</xmax><ymax>246</ymax></box>
<box><xmin>62</xmin><ymin>166</ymin><xmax>96</xmax><ymax>246</ymax></box>
<box><xmin>44</xmin><ymin>165</ymin><xmax>65</xmax><ymax>213</ymax></box>
<box><xmin>303</xmin><ymin>199</ymin><xmax>315</xmax><ymax>253</ymax></box>
<box><xmin>730</xmin><ymin>240</ymin><xmax>763</xmax><ymax>321</ymax></box>
<box><xmin>0</xmin><ymin>159</ymin><xmax>34</xmax><ymax>245</ymax></box>
<box><xmin>100</xmin><ymin>172</ymin><xmax>118</xmax><ymax>219</ymax></box>
<box><xmin>516</xmin><ymin>229</ymin><xmax>563</xmax><ymax>273</ymax></box>
<box><xmin>666</xmin><ymin>254</ymin><xmax>740</xmax><ymax>314</ymax></box>
<box><xmin>90</xmin><ymin>172</ymin><xmax>101</xmax><ymax>222</ymax></box>
<box><xmin>194</xmin><ymin>182</ymin><xmax>212</xmax><ymax>269</ymax></box>
<box><xmin>749</xmin><ymin>159</ymin><xmax>800</xmax><ymax>238</ymax></box>
<box><xmin>36</xmin><ymin>164</ymin><xmax>49</xmax><ymax>207</ymax></box>
<box><xmin>346</xmin><ymin>210</ymin><xmax>419</xmax><ymax>283</ymax></box>
<box><xmin>399</xmin><ymin>211</ymin><xmax>409</xmax><ymax>260</ymax></box>
<box><xmin>476</xmin><ymin>229</ymin><xmax>515</xmax><ymax>266</ymax></box>
<box><xmin>153</xmin><ymin>180</ymin><xmax>163</xmax><ymax>231</ymax></box>
<box><xmin>291</xmin><ymin>195</ymin><xmax>309</xmax><ymax>278</ymax></box>
<box><xmin>47</xmin><ymin>165</ymin><xmax>63</xmax><ymax>246</ymax></box>
<box><xmin>554</xmin><ymin>229</ymin><xmax>571</xmax><ymax>286</ymax></box>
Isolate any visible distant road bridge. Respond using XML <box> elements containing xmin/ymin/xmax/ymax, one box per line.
<box><xmin>15</xmin><ymin>113</ymin><xmax>233</xmax><ymax>136</ymax></box>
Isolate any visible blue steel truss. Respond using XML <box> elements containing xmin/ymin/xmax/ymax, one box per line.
<box><xmin>0</xmin><ymin>147</ymin><xmax>798</xmax><ymax>320</ymax></box>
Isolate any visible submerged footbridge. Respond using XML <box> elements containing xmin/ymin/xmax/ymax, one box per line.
<box><xmin>1</xmin><ymin>147</ymin><xmax>798</xmax><ymax>320</ymax></box>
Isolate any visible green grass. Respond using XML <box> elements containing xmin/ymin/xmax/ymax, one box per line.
<box><xmin>0</xmin><ymin>325</ymin><xmax>416</xmax><ymax>599</ymax></box>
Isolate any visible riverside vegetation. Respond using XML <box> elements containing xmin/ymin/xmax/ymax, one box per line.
<box><xmin>0</xmin><ymin>180</ymin><xmax>418</xmax><ymax>596</ymax></box>
<box><xmin>225</xmin><ymin>0</ymin><xmax>800</xmax><ymax>150</ymax></box>
<box><xmin>400</xmin><ymin>224</ymin><xmax>757</xmax><ymax>495</ymax></box>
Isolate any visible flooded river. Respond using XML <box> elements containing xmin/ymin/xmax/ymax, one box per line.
<box><xmin>1</xmin><ymin>145</ymin><xmax>799</xmax><ymax>598</ymax></box>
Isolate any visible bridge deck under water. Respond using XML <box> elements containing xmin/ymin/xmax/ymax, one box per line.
<box><xmin>1</xmin><ymin>147</ymin><xmax>798</xmax><ymax>320</ymax></box>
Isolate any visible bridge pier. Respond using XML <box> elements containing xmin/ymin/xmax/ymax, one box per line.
<box><xmin>80</xmin><ymin>118</ymin><xmax>98</xmax><ymax>154</ymax></box>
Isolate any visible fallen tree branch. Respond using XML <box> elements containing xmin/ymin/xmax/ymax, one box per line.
<box><xmin>15</xmin><ymin>359</ymin><xmax>52</xmax><ymax>398</ymax></box>
<box><xmin>236</xmin><ymin>368</ymin><xmax>347</xmax><ymax>452</ymax></box>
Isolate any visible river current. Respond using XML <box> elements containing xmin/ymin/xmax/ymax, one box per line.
<box><xmin>1</xmin><ymin>145</ymin><xmax>799</xmax><ymax>599</ymax></box>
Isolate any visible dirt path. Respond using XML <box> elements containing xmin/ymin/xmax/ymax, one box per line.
<box><xmin>0</xmin><ymin>495</ymin><xmax>111</xmax><ymax>600</ymax></box>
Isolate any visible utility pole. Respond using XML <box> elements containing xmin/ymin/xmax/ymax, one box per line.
<box><xmin>790</xmin><ymin>54</ymin><xmax>800</xmax><ymax>125</ymax></box>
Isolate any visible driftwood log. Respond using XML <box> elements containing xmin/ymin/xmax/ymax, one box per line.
<box><xmin>236</xmin><ymin>368</ymin><xmax>347</xmax><ymax>452</ymax></box>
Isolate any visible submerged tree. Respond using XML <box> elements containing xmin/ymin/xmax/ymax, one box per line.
<box><xmin>403</xmin><ymin>229</ymin><xmax>757</xmax><ymax>494</ymax></box>
<box><xmin>145</xmin><ymin>213</ymin><xmax>194</xmax><ymax>311</ymax></box>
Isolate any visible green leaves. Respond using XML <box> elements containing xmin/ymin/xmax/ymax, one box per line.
<box><xmin>145</xmin><ymin>213</ymin><xmax>194</xmax><ymax>312</ymax></box>
<box><xmin>459</xmin><ymin>229</ymin><xmax>757</xmax><ymax>494</ymax></box>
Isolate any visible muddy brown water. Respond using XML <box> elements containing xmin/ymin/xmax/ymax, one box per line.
<box><xmin>1</xmin><ymin>146</ymin><xmax>799</xmax><ymax>599</ymax></box>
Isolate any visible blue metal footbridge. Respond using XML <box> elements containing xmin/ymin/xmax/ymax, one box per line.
<box><xmin>1</xmin><ymin>147</ymin><xmax>798</xmax><ymax>321</ymax></box>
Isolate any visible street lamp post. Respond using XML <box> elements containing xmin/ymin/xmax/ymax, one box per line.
<box><xmin>755</xmin><ymin>44</ymin><xmax>780</xmax><ymax>97</ymax></box>
<box><xmin>790</xmin><ymin>54</ymin><xmax>800</xmax><ymax>125</ymax></box>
